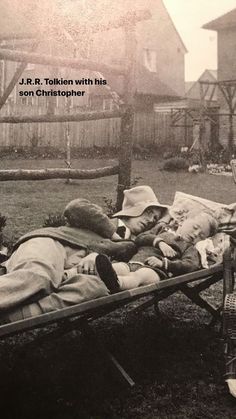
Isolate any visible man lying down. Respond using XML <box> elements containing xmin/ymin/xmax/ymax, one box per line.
<box><xmin>0</xmin><ymin>186</ymin><xmax>221</xmax><ymax>322</ymax></box>
<box><xmin>0</xmin><ymin>186</ymin><xmax>168</xmax><ymax>322</ymax></box>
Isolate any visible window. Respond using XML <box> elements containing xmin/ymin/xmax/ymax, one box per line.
<box><xmin>103</xmin><ymin>98</ymin><xmax>114</xmax><ymax>111</ymax></box>
<box><xmin>144</xmin><ymin>49</ymin><xmax>157</xmax><ymax>72</ymax></box>
<box><xmin>26</xmin><ymin>63</ymin><xmax>35</xmax><ymax>71</ymax></box>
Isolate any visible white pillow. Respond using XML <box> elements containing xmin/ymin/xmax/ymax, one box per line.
<box><xmin>170</xmin><ymin>191</ymin><xmax>227</xmax><ymax>225</ymax></box>
<box><xmin>170</xmin><ymin>191</ymin><xmax>236</xmax><ymax>237</ymax></box>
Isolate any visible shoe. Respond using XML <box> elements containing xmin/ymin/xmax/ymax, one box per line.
<box><xmin>225</xmin><ymin>337</ymin><xmax>236</xmax><ymax>398</ymax></box>
<box><xmin>95</xmin><ymin>254</ymin><xmax>120</xmax><ymax>294</ymax></box>
<box><xmin>226</xmin><ymin>379</ymin><xmax>236</xmax><ymax>398</ymax></box>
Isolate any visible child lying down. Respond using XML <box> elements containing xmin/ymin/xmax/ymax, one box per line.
<box><xmin>94</xmin><ymin>210</ymin><xmax>220</xmax><ymax>293</ymax></box>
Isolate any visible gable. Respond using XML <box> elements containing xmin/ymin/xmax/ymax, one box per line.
<box><xmin>203</xmin><ymin>8</ymin><xmax>236</xmax><ymax>31</ymax></box>
<box><xmin>185</xmin><ymin>69</ymin><xmax>218</xmax><ymax>101</ymax></box>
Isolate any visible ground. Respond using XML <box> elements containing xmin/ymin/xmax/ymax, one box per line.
<box><xmin>0</xmin><ymin>158</ymin><xmax>235</xmax><ymax>419</ymax></box>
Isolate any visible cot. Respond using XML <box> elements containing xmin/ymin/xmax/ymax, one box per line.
<box><xmin>0</xmin><ymin>246</ymin><xmax>233</xmax><ymax>387</ymax></box>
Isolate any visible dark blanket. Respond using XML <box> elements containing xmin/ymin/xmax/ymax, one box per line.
<box><xmin>13</xmin><ymin>226</ymin><xmax>137</xmax><ymax>262</ymax></box>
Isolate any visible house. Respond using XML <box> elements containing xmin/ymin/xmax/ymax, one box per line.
<box><xmin>89</xmin><ymin>0</ymin><xmax>187</xmax><ymax>111</ymax></box>
<box><xmin>185</xmin><ymin>69</ymin><xmax>218</xmax><ymax>107</ymax></box>
<box><xmin>203</xmin><ymin>8</ymin><xmax>236</xmax><ymax>148</ymax></box>
<box><xmin>0</xmin><ymin>0</ymin><xmax>187</xmax><ymax>148</ymax></box>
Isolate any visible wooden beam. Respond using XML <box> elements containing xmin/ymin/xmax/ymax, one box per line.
<box><xmin>0</xmin><ymin>39</ymin><xmax>35</xmax><ymax>49</ymax></box>
<box><xmin>0</xmin><ymin>48</ymin><xmax>126</xmax><ymax>76</ymax></box>
<box><xmin>0</xmin><ymin>34</ymin><xmax>34</xmax><ymax>41</ymax></box>
<box><xmin>73</xmin><ymin>9</ymin><xmax>151</xmax><ymax>34</ymax></box>
<box><xmin>0</xmin><ymin>9</ymin><xmax>151</xmax><ymax>42</ymax></box>
<box><xmin>0</xmin><ymin>166</ymin><xmax>119</xmax><ymax>181</ymax></box>
<box><xmin>0</xmin><ymin>41</ymin><xmax>39</xmax><ymax>111</ymax></box>
<box><xmin>0</xmin><ymin>109</ymin><xmax>123</xmax><ymax>124</ymax></box>
<box><xmin>82</xmin><ymin>322</ymin><xmax>135</xmax><ymax>387</ymax></box>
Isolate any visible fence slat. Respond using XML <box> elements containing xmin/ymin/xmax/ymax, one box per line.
<box><xmin>0</xmin><ymin>104</ymin><xmax>192</xmax><ymax>149</ymax></box>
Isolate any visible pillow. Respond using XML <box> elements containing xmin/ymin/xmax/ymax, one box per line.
<box><xmin>170</xmin><ymin>191</ymin><xmax>228</xmax><ymax>226</ymax></box>
<box><xmin>170</xmin><ymin>191</ymin><xmax>236</xmax><ymax>241</ymax></box>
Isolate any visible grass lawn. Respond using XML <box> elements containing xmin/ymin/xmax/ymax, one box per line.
<box><xmin>0</xmin><ymin>158</ymin><xmax>236</xmax><ymax>419</ymax></box>
<box><xmin>0</xmin><ymin>158</ymin><xmax>235</xmax><ymax>240</ymax></box>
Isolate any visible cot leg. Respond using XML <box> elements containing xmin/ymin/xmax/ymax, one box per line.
<box><xmin>180</xmin><ymin>283</ymin><xmax>221</xmax><ymax>322</ymax></box>
<box><xmin>81</xmin><ymin>322</ymin><xmax>135</xmax><ymax>388</ymax></box>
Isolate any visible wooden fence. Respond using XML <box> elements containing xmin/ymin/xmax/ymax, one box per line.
<box><xmin>0</xmin><ymin>103</ymin><xmax>193</xmax><ymax>149</ymax></box>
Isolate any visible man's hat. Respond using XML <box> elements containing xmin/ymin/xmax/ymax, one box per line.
<box><xmin>112</xmin><ymin>185</ymin><xmax>169</xmax><ymax>218</ymax></box>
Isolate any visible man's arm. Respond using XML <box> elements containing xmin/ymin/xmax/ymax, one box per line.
<box><xmin>136</xmin><ymin>231</ymin><xmax>177</xmax><ymax>258</ymax></box>
<box><xmin>88</xmin><ymin>239</ymin><xmax>137</xmax><ymax>262</ymax></box>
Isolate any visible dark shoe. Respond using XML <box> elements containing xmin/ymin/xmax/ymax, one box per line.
<box><xmin>95</xmin><ymin>254</ymin><xmax>120</xmax><ymax>294</ymax></box>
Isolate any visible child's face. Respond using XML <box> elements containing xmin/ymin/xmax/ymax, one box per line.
<box><xmin>176</xmin><ymin>214</ymin><xmax>212</xmax><ymax>244</ymax></box>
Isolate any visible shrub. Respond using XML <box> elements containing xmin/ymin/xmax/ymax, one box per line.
<box><xmin>162</xmin><ymin>157</ymin><xmax>189</xmax><ymax>171</ymax></box>
<box><xmin>163</xmin><ymin>151</ymin><xmax>175</xmax><ymax>160</ymax></box>
<box><xmin>103</xmin><ymin>176</ymin><xmax>143</xmax><ymax>216</ymax></box>
<box><xmin>0</xmin><ymin>213</ymin><xmax>8</xmax><ymax>255</ymax></box>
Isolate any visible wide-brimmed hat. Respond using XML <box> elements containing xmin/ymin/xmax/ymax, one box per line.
<box><xmin>112</xmin><ymin>185</ymin><xmax>169</xmax><ymax>218</ymax></box>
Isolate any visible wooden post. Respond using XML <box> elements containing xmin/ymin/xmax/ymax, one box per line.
<box><xmin>65</xmin><ymin>79</ymin><xmax>72</xmax><ymax>183</ymax></box>
<box><xmin>218</xmin><ymin>82</ymin><xmax>236</xmax><ymax>159</ymax></box>
<box><xmin>229</xmin><ymin>110</ymin><xmax>234</xmax><ymax>157</ymax></box>
<box><xmin>116</xmin><ymin>25</ymin><xmax>136</xmax><ymax>210</ymax></box>
<box><xmin>227</xmin><ymin>86</ymin><xmax>234</xmax><ymax>156</ymax></box>
<box><xmin>199</xmin><ymin>82</ymin><xmax>207</xmax><ymax>169</ymax></box>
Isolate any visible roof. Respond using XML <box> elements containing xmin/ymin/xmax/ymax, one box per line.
<box><xmin>136</xmin><ymin>65</ymin><xmax>180</xmax><ymax>97</ymax></box>
<box><xmin>91</xmin><ymin>64</ymin><xmax>181</xmax><ymax>99</ymax></box>
<box><xmin>203</xmin><ymin>8</ymin><xmax>236</xmax><ymax>31</ymax></box>
<box><xmin>208</xmin><ymin>69</ymin><xmax>217</xmax><ymax>79</ymax></box>
<box><xmin>185</xmin><ymin>69</ymin><xmax>218</xmax><ymax>101</ymax></box>
<box><xmin>185</xmin><ymin>81</ymin><xmax>194</xmax><ymax>94</ymax></box>
<box><xmin>162</xmin><ymin>1</ymin><xmax>187</xmax><ymax>54</ymax></box>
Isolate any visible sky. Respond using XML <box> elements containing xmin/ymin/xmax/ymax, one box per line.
<box><xmin>163</xmin><ymin>0</ymin><xmax>236</xmax><ymax>81</ymax></box>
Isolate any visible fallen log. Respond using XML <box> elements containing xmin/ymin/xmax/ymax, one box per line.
<box><xmin>0</xmin><ymin>110</ymin><xmax>123</xmax><ymax>124</ymax></box>
<box><xmin>0</xmin><ymin>166</ymin><xmax>119</xmax><ymax>181</ymax></box>
<box><xmin>0</xmin><ymin>48</ymin><xmax>125</xmax><ymax>76</ymax></box>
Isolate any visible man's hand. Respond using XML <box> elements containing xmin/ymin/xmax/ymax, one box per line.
<box><xmin>76</xmin><ymin>252</ymin><xmax>98</xmax><ymax>274</ymax></box>
<box><xmin>145</xmin><ymin>256</ymin><xmax>163</xmax><ymax>268</ymax></box>
<box><xmin>158</xmin><ymin>242</ymin><xmax>176</xmax><ymax>258</ymax></box>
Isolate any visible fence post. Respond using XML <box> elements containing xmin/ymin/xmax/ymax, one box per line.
<box><xmin>116</xmin><ymin>24</ymin><xmax>136</xmax><ymax>210</ymax></box>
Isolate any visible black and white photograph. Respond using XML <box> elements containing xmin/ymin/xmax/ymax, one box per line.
<box><xmin>0</xmin><ymin>1</ymin><xmax>236</xmax><ymax>418</ymax></box>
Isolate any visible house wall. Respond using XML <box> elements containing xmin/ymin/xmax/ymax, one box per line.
<box><xmin>90</xmin><ymin>0</ymin><xmax>185</xmax><ymax>98</ymax></box>
<box><xmin>135</xmin><ymin>0</ymin><xmax>185</xmax><ymax>97</ymax></box>
<box><xmin>0</xmin><ymin>0</ymin><xmax>186</xmax><ymax>151</ymax></box>
<box><xmin>217</xmin><ymin>28</ymin><xmax>236</xmax><ymax>147</ymax></box>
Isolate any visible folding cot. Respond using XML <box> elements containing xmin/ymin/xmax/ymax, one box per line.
<box><xmin>0</xmin><ymin>248</ymin><xmax>232</xmax><ymax>387</ymax></box>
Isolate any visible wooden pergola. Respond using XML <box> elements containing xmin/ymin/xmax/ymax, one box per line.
<box><xmin>199</xmin><ymin>79</ymin><xmax>236</xmax><ymax>155</ymax></box>
<box><xmin>0</xmin><ymin>8</ymin><xmax>150</xmax><ymax>209</ymax></box>
<box><xmin>171</xmin><ymin>79</ymin><xmax>236</xmax><ymax>163</ymax></box>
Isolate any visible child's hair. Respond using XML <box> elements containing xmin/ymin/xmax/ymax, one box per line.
<box><xmin>64</xmin><ymin>198</ymin><xmax>116</xmax><ymax>239</ymax></box>
<box><xmin>187</xmin><ymin>209</ymin><xmax>219</xmax><ymax>236</ymax></box>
